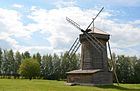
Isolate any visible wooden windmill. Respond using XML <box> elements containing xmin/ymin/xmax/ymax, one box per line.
<box><xmin>66</xmin><ymin>7</ymin><xmax>119</xmax><ymax>85</ymax></box>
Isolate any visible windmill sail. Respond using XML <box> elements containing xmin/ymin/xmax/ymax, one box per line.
<box><xmin>86</xmin><ymin>7</ymin><xmax>104</xmax><ymax>31</ymax></box>
<box><xmin>67</xmin><ymin>37</ymin><xmax>81</xmax><ymax>60</ymax></box>
<box><xmin>84</xmin><ymin>32</ymin><xmax>103</xmax><ymax>53</ymax></box>
<box><xmin>66</xmin><ymin>17</ymin><xmax>84</xmax><ymax>32</ymax></box>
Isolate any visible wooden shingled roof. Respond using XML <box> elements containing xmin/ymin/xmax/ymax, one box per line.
<box><xmin>89</xmin><ymin>27</ymin><xmax>109</xmax><ymax>35</ymax></box>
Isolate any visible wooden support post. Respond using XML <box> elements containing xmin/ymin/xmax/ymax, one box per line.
<box><xmin>107</xmin><ymin>41</ymin><xmax>119</xmax><ymax>85</ymax></box>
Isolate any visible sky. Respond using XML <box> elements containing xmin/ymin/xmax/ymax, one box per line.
<box><xmin>0</xmin><ymin>0</ymin><xmax>140</xmax><ymax>56</ymax></box>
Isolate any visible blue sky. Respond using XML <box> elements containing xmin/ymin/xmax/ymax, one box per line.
<box><xmin>0</xmin><ymin>0</ymin><xmax>140</xmax><ymax>56</ymax></box>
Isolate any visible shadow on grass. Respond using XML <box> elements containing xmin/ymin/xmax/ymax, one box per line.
<box><xmin>95</xmin><ymin>85</ymin><xmax>140</xmax><ymax>91</ymax></box>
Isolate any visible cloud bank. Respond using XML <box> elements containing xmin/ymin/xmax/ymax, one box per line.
<box><xmin>0</xmin><ymin>3</ymin><xmax>140</xmax><ymax>56</ymax></box>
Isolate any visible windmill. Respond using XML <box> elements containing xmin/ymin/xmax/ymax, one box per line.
<box><xmin>66</xmin><ymin>7</ymin><xmax>119</xmax><ymax>85</ymax></box>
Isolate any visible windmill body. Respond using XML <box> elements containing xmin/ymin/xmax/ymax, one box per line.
<box><xmin>66</xmin><ymin>28</ymin><xmax>113</xmax><ymax>85</ymax></box>
<box><xmin>80</xmin><ymin>28</ymin><xmax>109</xmax><ymax>71</ymax></box>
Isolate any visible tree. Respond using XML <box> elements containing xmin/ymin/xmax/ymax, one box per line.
<box><xmin>19</xmin><ymin>58</ymin><xmax>40</xmax><ymax>80</ymax></box>
<box><xmin>40</xmin><ymin>55</ymin><xmax>47</xmax><ymax>78</ymax></box>
<box><xmin>116</xmin><ymin>55</ymin><xmax>137</xmax><ymax>83</ymax></box>
<box><xmin>41</xmin><ymin>54</ymin><xmax>61</xmax><ymax>80</ymax></box>
<box><xmin>60</xmin><ymin>52</ymin><xmax>80</xmax><ymax>79</ymax></box>
<box><xmin>0</xmin><ymin>48</ymin><xmax>2</xmax><ymax>75</ymax></box>
<box><xmin>33</xmin><ymin>52</ymin><xmax>41</xmax><ymax>64</ymax></box>
<box><xmin>7</xmin><ymin>50</ymin><xmax>15</xmax><ymax>77</ymax></box>
<box><xmin>22</xmin><ymin>51</ymin><xmax>31</xmax><ymax>59</ymax></box>
<box><xmin>42</xmin><ymin>54</ymin><xmax>53</xmax><ymax>79</ymax></box>
<box><xmin>14</xmin><ymin>51</ymin><xmax>22</xmax><ymax>78</ymax></box>
<box><xmin>134</xmin><ymin>59</ymin><xmax>140</xmax><ymax>83</ymax></box>
<box><xmin>60</xmin><ymin>52</ymin><xmax>69</xmax><ymax>79</ymax></box>
<box><xmin>1</xmin><ymin>50</ymin><xmax>9</xmax><ymax>77</ymax></box>
<box><xmin>51</xmin><ymin>53</ymin><xmax>61</xmax><ymax>80</ymax></box>
<box><xmin>33</xmin><ymin>52</ymin><xmax>42</xmax><ymax>78</ymax></box>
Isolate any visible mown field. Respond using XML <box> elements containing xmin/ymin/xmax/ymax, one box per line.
<box><xmin>0</xmin><ymin>79</ymin><xmax>140</xmax><ymax>91</ymax></box>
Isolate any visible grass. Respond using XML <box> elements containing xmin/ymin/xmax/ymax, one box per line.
<box><xmin>0</xmin><ymin>79</ymin><xmax>140</xmax><ymax>91</ymax></box>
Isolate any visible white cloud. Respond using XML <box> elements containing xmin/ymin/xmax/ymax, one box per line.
<box><xmin>111</xmin><ymin>47</ymin><xmax>139</xmax><ymax>57</ymax></box>
<box><xmin>0</xmin><ymin>8</ymin><xmax>31</xmax><ymax>51</ymax></box>
<box><xmin>0</xmin><ymin>8</ymin><xmax>30</xmax><ymax>38</ymax></box>
<box><xmin>129</xmin><ymin>20</ymin><xmax>140</xmax><ymax>25</ymax></box>
<box><xmin>24</xmin><ymin>6</ymin><xmax>140</xmax><ymax>56</ymax></box>
<box><xmin>14</xmin><ymin>45</ymin><xmax>53</xmax><ymax>55</ymax></box>
<box><xmin>12</xmin><ymin>4</ymin><xmax>24</xmax><ymax>8</ymax></box>
<box><xmin>0</xmin><ymin>4</ymin><xmax>140</xmax><ymax>56</ymax></box>
<box><xmin>0</xmin><ymin>33</ymin><xmax>18</xmax><ymax>49</ymax></box>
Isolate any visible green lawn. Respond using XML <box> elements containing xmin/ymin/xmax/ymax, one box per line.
<box><xmin>0</xmin><ymin>79</ymin><xmax>140</xmax><ymax>91</ymax></box>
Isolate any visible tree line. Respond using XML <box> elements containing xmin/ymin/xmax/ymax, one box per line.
<box><xmin>0</xmin><ymin>48</ymin><xmax>140</xmax><ymax>83</ymax></box>
<box><xmin>0</xmin><ymin>48</ymin><xmax>80</xmax><ymax>80</ymax></box>
<box><xmin>111</xmin><ymin>53</ymin><xmax>140</xmax><ymax>83</ymax></box>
